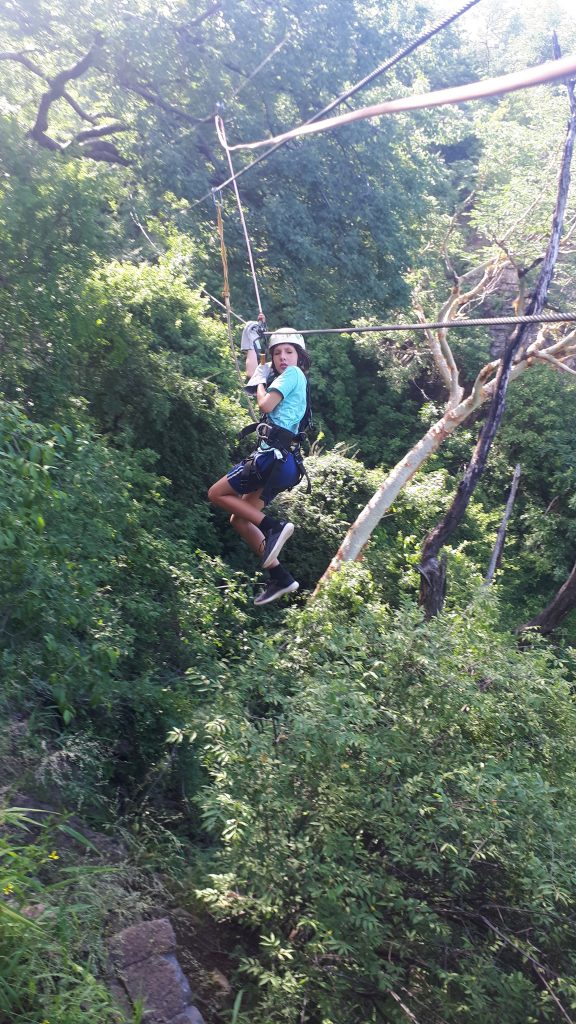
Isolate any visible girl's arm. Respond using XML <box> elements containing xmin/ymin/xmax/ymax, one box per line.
<box><xmin>256</xmin><ymin>382</ymin><xmax>282</xmax><ymax>414</ymax></box>
<box><xmin>245</xmin><ymin>348</ymin><xmax>258</xmax><ymax>378</ymax></box>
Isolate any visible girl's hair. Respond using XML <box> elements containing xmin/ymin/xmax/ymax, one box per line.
<box><xmin>297</xmin><ymin>350</ymin><xmax>311</xmax><ymax>373</ymax></box>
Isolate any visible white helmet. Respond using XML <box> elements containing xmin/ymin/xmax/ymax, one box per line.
<box><xmin>268</xmin><ymin>326</ymin><xmax>306</xmax><ymax>352</ymax></box>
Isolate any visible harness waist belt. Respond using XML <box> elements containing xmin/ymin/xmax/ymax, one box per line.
<box><xmin>238</xmin><ymin>420</ymin><xmax>300</xmax><ymax>450</ymax></box>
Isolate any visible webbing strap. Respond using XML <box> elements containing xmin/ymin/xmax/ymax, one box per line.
<box><xmin>214</xmin><ymin>195</ymin><xmax>258</xmax><ymax>422</ymax></box>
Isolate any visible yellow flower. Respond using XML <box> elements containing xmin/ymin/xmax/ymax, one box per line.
<box><xmin>48</xmin><ymin>850</ymin><xmax>59</xmax><ymax>860</ymax></box>
<box><xmin>3</xmin><ymin>883</ymin><xmax>14</xmax><ymax>894</ymax></box>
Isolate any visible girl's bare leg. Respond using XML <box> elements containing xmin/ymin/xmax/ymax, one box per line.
<box><xmin>207</xmin><ymin>478</ymin><xmax>280</xmax><ymax>567</ymax></box>
<box><xmin>208</xmin><ymin>476</ymin><xmax>267</xmax><ymax>525</ymax></box>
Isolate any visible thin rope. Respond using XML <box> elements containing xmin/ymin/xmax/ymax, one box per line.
<box><xmin>214</xmin><ymin>197</ymin><xmax>257</xmax><ymax>421</ymax></box>
<box><xmin>128</xmin><ymin>198</ymin><xmax>247</xmax><ymax>324</ymax></box>
<box><xmin>263</xmin><ymin>312</ymin><xmax>576</xmax><ymax>337</ymax></box>
<box><xmin>214</xmin><ymin>115</ymin><xmax>264</xmax><ymax>316</ymax></box>
<box><xmin>201</xmin><ymin>288</ymin><xmax>246</xmax><ymax>323</ymax></box>
<box><xmin>196</xmin><ymin>0</ymin><xmax>485</xmax><ymax>204</ymax></box>
<box><xmin>226</xmin><ymin>54</ymin><xmax>576</xmax><ymax>153</ymax></box>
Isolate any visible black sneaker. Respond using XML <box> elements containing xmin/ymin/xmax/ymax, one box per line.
<box><xmin>261</xmin><ymin>521</ymin><xmax>294</xmax><ymax>569</ymax></box>
<box><xmin>254</xmin><ymin>578</ymin><xmax>299</xmax><ymax>606</ymax></box>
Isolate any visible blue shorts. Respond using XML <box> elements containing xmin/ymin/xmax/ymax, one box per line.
<box><xmin>227</xmin><ymin>448</ymin><xmax>301</xmax><ymax>506</ymax></box>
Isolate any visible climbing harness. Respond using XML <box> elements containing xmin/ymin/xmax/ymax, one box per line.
<box><xmin>237</xmin><ymin>418</ymin><xmax>312</xmax><ymax>498</ymax></box>
<box><xmin>236</xmin><ymin>364</ymin><xmax>314</xmax><ymax>499</ymax></box>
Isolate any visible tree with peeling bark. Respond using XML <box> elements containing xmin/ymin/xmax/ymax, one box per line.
<box><xmin>317</xmin><ymin>68</ymin><xmax>576</xmax><ymax>602</ymax></box>
<box><xmin>317</xmin><ymin>281</ymin><xmax>576</xmax><ymax>589</ymax></box>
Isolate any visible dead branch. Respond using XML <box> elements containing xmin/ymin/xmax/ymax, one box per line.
<box><xmin>0</xmin><ymin>50</ymin><xmax>99</xmax><ymax>123</ymax></box>
<box><xmin>418</xmin><ymin>61</ymin><xmax>576</xmax><ymax>616</ymax></box>
<box><xmin>478</xmin><ymin>914</ymin><xmax>575</xmax><ymax>1024</ymax></box>
<box><xmin>315</xmin><ymin>76</ymin><xmax>576</xmax><ymax>594</ymax></box>
<box><xmin>5</xmin><ymin>37</ymin><xmax>130</xmax><ymax>165</ymax></box>
<box><xmin>531</xmin><ymin>350</ymin><xmax>576</xmax><ymax>376</ymax></box>
<box><xmin>485</xmin><ymin>463</ymin><xmax>521</xmax><ymax>583</ymax></box>
<box><xmin>520</xmin><ymin>559</ymin><xmax>576</xmax><ymax>635</ymax></box>
<box><xmin>389</xmin><ymin>989</ymin><xmax>421</xmax><ymax>1023</ymax></box>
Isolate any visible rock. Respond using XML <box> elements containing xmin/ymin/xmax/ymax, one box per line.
<box><xmin>210</xmin><ymin>968</ymin><xmax>232</xmax><ymax>997</ymax></box>
<box><xmin>172</xmin><ymin>1010</ymin><xmax>206</xmax><ymax>1024</ymax></box>
<box><xmin>123</xmin><ymin>953</ymin><xmax>193</xmax><ymax>1022</ymax></box>
<box><xmin>109</xmin><ymin>917</ymin><xmax>206</xmax><ymax>1024</ymax></box>
<box><xmin>108</xmin><ymin>979</ymin><xmax>133</xmax><ymax>1019</ymax></box>
<box><xmin>110</xmin><ymin>918</ymin><xmax>176</xmax><ymax>969</ymax></box>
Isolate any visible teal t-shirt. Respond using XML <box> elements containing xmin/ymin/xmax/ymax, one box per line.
<box><xmin>267</xmin><ymin>365</ymin><xmax>307</xmax><ymax>434</ymax></box>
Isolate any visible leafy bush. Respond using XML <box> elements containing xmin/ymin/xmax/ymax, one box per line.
<box><xmin>0</xmin><ymin>807</ymin><xmax>124</xmax><ymax>1024</ymax></box>
<box><xmin>0</xmin><ymin>399</ymin><xmax>254</xmax><ymax>801</ymax></box>
<box><xmin>197</xmin><ymin>570</ymin><xmax>576</xmax><ymax>1023</ymax></box>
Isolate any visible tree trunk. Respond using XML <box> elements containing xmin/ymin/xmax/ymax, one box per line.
<box><xmin>521</xmin><ymin>559</ymin><xmax>576</xmax><ymax>635</ymax></box>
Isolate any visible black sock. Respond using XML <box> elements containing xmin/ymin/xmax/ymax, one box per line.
<box><xmin>269</xmin><ymin>564</ymin><xmax>292</xmax><ymax>584</ymax></box>
<box><xmin>260</xmin><ymin>514</ymin><xmax>279</xmax><ymax>535</ymax></box>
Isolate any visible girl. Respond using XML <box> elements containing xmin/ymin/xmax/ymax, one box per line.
<box><xmin>208</xmin><ymin>327</ymin><xmax>310</xmax><ymax>606</ymax></box>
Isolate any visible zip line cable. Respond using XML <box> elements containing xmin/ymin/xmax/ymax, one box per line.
<box><xmin>195</xmin><ymin>0</ymin><xmax>484</xmax><ymax>204</ymax></box>
<box><xmin>263</xmin><ymin>313</ymin><xmax>576</xmax><ymax>337</ymax></box>
<box><xmin>227</xmin><ymin>54</ymin><xmax>576</xmax><ymax>152</ymax></box>
<box><xmin>215</xmin><ymin>115</ymin><xmax>264</xmax><ymax>317</ymax></box>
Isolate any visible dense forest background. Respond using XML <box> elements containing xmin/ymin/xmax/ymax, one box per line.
<box><xmin>2</xmin><ymin>1</ymin><xmax>576</xmax><ymax>1021</ymax></box>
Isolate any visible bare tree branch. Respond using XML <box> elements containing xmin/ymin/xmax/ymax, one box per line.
<box><xmin>485</xmin><ymin>463</ymin><xmax>521</xmax><ymax>583</ymax></box>
<box><xmin>315</xmin><ymin>72</ymin><xmax>576</xmax><ymax>595</ymax></box>
<box><xmin>15</xmin><ymin>36</ymin><xmax>131</xmax><ymax>165</ymax></box>
<box><xmin>389</xmin><ymin>989</ymin><xmax>421</xmax><ymax>1023</ymax></box>
<box><xmin>531</xmin><ymin>350</ymin><xmax>576</xmax><ymax>376</ymax></box>
<box><xmin>418</xmin><ymin>58</ymin><xmax>576</xmax><ymax>615</ymax></box>
<box><xmin>0</xmin><ymin>49</ymin><xmax>99</xmax><ymax>122</ymax></box>
<box><xmin>478</xmin><ymin>914</ymin><xmax>575</xmax><ymax>1024</ymax></box>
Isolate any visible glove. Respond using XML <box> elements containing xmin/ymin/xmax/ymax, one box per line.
<box><xmin>244</xmin><ymin>361</ymin><xmax>272</xmax><ymax>392</ymax></box>
<box><xmin>240</xmin><ymin>320</ymin><xmax>262</xmax><ymax>353</ymax></box>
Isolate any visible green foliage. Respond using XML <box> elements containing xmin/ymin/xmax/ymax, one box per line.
<box><xmin>0</xmin><ymin>398</ymin><xmax>255</xmax><ymax>800</ymax></box>
<box><xmin>197</xmin><ymin>573</ymin><xmax>576</xmax><ymax>1023</ymax></box>
<box><xmin>0</xmin><ymin>117</ymin><xmax>125</xmax><ymax>408</ymax></box>
<box><xmin>307</xmin><ymin>334</ymin><xmax>422</xmax><ymax>464</ymax></box>
<box><xmin>78</xmin><ymin>257</ymin><xmax>240</xmax><ymax>501</ymax></box>
<box><xmin>2</xmin><ymin>1</ymin><xmax>576</xmax><ymax>1018</ymax></box>
<box><xmin>0</xmin><ymin>806</ymin><xmax>124</xmax><ymax>1023</ymax></box>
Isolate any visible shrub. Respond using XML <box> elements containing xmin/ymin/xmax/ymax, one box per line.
<box><xmin>197</xmin><ymin>571</ymin><xmax>576</xmax><ymax>1023</ymax></box>
<box><xmin>0</xmin><ymin>807</ymin><xmax>123</xmax><ymax>1024</ymax></box>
